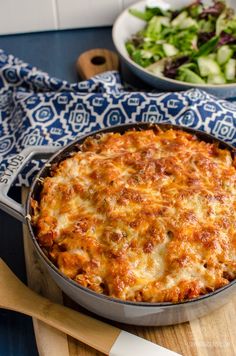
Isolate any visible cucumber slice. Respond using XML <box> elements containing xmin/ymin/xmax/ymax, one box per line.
<box><xmin>147</xmin><ymin>59</ymin><xmax>165</xmax><ymax>76</ymax></box>
<box><xmin>197</xmin><ymin>57</ymin><xmax>221</xmax><ymax>77</ymax></box>
<box><xmin>163</xmin><ymin>43</ymin><xmax>178</xmax><ymax>56</ymax></box>
<box><xmin>178</xmin><ymin>68</ymin><xmax>205</xmax><ymax>84</ymax></box>
<box><xmin>225</xmin><ymin>58</ymin><xmax>236</xmax><ymax>80</ymax></box>
<box><xmin>158</xmin><ymin>16</ymin><xmax>170</xmax><ymax>27</ymax></box>
<box><xmin>179</xmin><ymin>17</ymin><xmax>197</xmax><ymax>29</ymax></box>
<box><xmin>146</xmin><ymin>16</ymin><xmax>162</xmax><ymax>37</ymax></box>
<box><xmin>171</xmin><ymin>11</ymin><xmax>188</xmax><ymax>27</ymax></box>
<box><xmin>217</xmin><ymin>45</ymin><xmax>233</xmax><ymax>65</ymax></box>
<box><xmin>207</xmin><ymin>73</ymin><xmax>226</xmax><ymax>84</ymax></box>
<box><xmin>140</xmin><ymin>50</ymin><xmax>153</xmax><ymax>59</ymax></box>
<box><xmin>208</xmin><ymin>53</ymin><xmax>217</xmax><ymax>60</ymax></box>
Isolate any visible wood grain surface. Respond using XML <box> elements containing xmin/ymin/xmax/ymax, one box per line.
<box><xmin>75</xmin><ymin>49</ymin><xmax>119</xmax><ymax>80</ymax></box>
<box><xmin>22</xmin><ymin>188</ymin><xmax>236</xmax><ymax>356</ymax></box>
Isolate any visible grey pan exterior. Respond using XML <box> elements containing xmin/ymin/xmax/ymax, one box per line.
<box><xmin>42</xmin><ymin>260</ymin><xmax>236</xmax><ymax>326</ymax></box>
<box><xmin>19</xmin><ymin>122</ymin><xmax>236</xmax><ymax>326</ymax></box>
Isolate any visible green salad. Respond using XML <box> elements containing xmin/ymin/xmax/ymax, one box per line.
<box><xmin>126</xmin><ymin>1</ymin><xmax>236</xmax><ymax>84</ymax></box>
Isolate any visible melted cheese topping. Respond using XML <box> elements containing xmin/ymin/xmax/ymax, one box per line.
<box><xmin>32</xmin><ymin>129</ymin><xmax>236</xmax><ymax>302</ymax></box>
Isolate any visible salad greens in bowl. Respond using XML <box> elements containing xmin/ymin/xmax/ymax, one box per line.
<box><xmin>112</xmin><ymin>0</ymin><xmax>236</xmax><ymax>96</ymax></box>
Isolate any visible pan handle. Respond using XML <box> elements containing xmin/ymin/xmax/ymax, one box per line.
<box><xmin>0</xmin><ymin>146</ymin><xmax>58</xmax><ymax>223</ymax></box>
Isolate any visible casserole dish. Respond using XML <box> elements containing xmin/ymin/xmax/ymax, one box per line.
<box><xmin>0</xmin><ymin>122</ymin><xmax>236</xmax><ymax>326</ymax></box>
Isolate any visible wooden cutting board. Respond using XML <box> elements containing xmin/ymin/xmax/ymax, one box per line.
<box><xmin>21</xmin><ymin>187</ymin><xmax>236</xmax><ymax>356</ymax></box>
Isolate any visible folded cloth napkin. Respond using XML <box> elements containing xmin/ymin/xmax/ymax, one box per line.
<box><xmin>0</xmin><ymin>49</ymin><xmax>236</xmax><ymax>186</ymax></box>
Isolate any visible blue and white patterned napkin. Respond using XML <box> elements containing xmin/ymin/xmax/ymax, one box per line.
<box><xmin>0</xmin><ymin>49</ymin><xmax>236</xmax><ymax>186</ymax></box>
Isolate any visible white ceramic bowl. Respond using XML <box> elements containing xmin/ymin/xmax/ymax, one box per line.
<box><xmin>112</xmin><ymin>0</ymin><xmax>236</xmax><ymax>98</ymax></box>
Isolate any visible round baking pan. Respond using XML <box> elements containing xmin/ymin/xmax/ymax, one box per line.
<box><xmin>1</xmin><ymin>122</ymin><xmax>236</xmax><ymax>326</ymax></box>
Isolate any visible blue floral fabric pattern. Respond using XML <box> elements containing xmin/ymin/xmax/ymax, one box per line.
<box><xmin>0</xmin><ymin>49</ymin><xmax>236</xmax><ymax>186</ymax></box>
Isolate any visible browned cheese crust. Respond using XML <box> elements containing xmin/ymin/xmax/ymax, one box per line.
<box><xmin>31</xmin><ymin>129</ymin><xmax>236</xmax><ymax>302</ymax></box>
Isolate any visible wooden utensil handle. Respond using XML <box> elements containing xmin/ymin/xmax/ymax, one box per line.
<box><xmin>76</xmin><ymin>49</ymin><xmax>119</xmax><ymax>80</ymax></box>
<box><xmin>0</xmin><ymin>258</ymin><xmax>120</xmax><ymax>355</ymax></box>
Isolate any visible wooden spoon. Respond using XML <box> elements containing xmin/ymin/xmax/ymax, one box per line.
<box><xmin>0</xmin><ymin>258</ymin><xmax>180</xmax><ymax>356</ymax></box>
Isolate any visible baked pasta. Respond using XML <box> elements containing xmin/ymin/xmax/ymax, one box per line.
<box><xmin>31</xmin><ymin>128</ymin><xmax>236</xmax><ymax>303</ymax></box>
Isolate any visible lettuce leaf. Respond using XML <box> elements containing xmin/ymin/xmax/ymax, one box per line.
<box><xmin>129</xmin><ymin>7</ymin><xmax>169</xmax><ymax>21</ymax></box>
<box><xmin>195</xmin><ymin>35</ymin><xmax>219</xmax><ymax>57</ymax></box>
<box><xmin>199</xmin><ymin>1</ymin><xmax>225</xmax><ymax>18</ymax></box>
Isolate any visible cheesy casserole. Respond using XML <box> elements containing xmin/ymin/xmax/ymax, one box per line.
<box><xmin>32</xmin><ymin>128</ymin><xmax>236</xmax><ymax>303</ymax></box>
